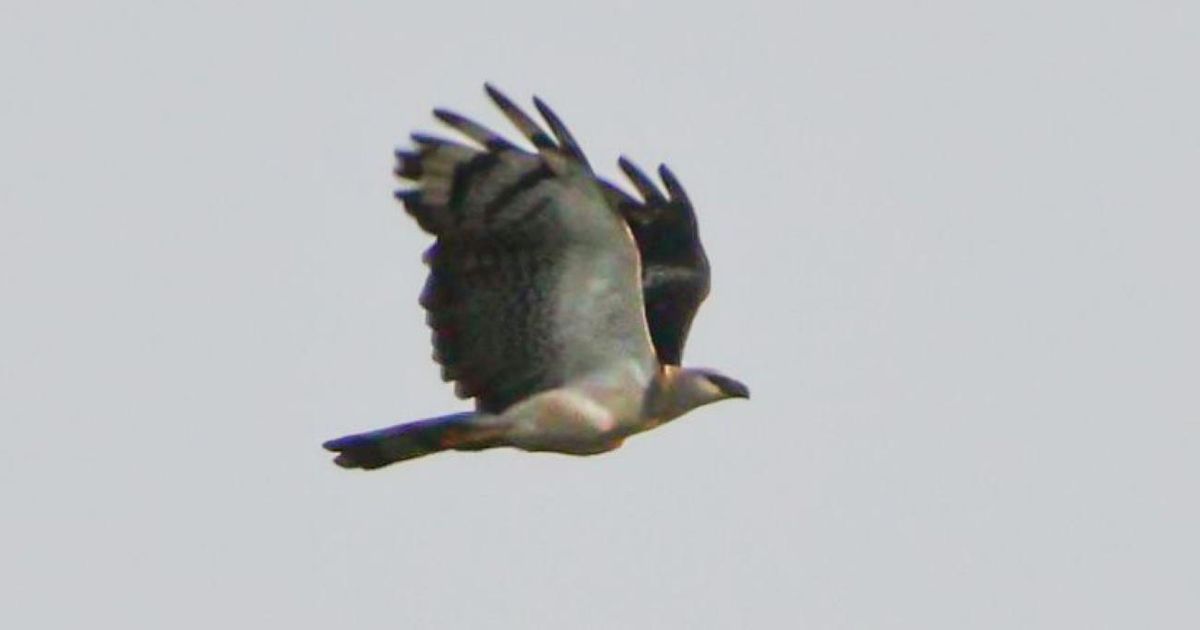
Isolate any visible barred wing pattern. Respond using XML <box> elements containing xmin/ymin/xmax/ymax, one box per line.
<box><xmin>436</xmin><ymin>86</ymin><xmax>713</xmax><ymax>367</ymax></box>
<box><xmin>396</xmin><ymin>86</ymin><xmax>655</xmax><ymax>414</ymax></box>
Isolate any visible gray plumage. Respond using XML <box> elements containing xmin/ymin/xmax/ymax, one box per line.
<box><xmin>323</xmin><ymin>85</ymin><xmax>747</xmax><ymax>469</ymax></box>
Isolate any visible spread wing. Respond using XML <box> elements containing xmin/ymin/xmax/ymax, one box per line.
<box><xmin>601</xmin><ymin>160</ymin><xmax>711</xmax><ymax>366</ymax></box>
<box><xmin>396</xmin><ymin>85</ymin><xmax>655</xmax><ymax>414</ymax></box>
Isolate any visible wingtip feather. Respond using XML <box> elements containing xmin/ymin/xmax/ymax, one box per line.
<box><xmin>394</xmin><ymin>150</ymin><xmax>422</xmax><ymax>179</ymax></box>
<box><xmin>483</xmin><ymin>84</ymin><xmax>556</xmax><ymax>151</ymax></box>
<box><xmin>618</xmin><ymin>156</ymin><xmax>667</xmax><ymax>204</ymax></box>
<box><xmin>433</xmin><ymin>108</ymin><xmax>515</xmax><ymax>151</ymax></box>
<box><xmin>532</xmin><ymin>96</ymin><xmax>590</xmax><ymax>169</ymax></box>
<box><xmin>657</xmin><ymin>163</ymin><xmax>691</xmax><ymax>205</ymax></box>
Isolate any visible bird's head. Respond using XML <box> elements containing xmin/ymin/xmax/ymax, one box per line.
<box><xmin>654</xmin><ymin>366</ymin><xmax>749</xmax><ymax>421</ymax></box>
<box><xmin>690</xmin><ymin>368</ymin><xmax>751</xmax><ymax>401</ymax></box>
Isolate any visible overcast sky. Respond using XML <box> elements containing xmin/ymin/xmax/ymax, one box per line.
<box><xmin>3</xmin><ymin>1</ymin><xmax>1197</xmax><ymax>628</ymax></box>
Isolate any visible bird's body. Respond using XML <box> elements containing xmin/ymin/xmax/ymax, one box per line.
<box><xmin>323</xmin><ymin>85</ymin><xmax>747</xmax><ymax>470</ymax></box>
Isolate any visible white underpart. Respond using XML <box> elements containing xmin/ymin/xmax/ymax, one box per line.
<box><xmin>500</xmin><ymin>359</ymin><xmax>655</xmax><ymax>455</ymax></box>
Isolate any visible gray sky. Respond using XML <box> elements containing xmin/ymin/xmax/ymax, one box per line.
<box><xmin>3</xmin><ymin>1</ymin><xmax>1197</xmax><ymax>628</ymax></box>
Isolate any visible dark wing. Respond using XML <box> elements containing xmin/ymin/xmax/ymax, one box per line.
<box><xmin>600</xmin><ymin>159</ymin><xmax>711</xmax><ymax>366</ymax></box>
<box><xmin>396</xmin><ymin>85</ymin><xmax>655</xmax><ymax>414</ymax></box>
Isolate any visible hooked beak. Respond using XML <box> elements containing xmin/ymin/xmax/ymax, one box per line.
<box><xmin>711</xmin><ymin>375</ymin><xmax>750</xmax><ymax>400</ymax></box>
<box><xmin>726</xmin><ymin>380</ymin><xmax>750</xmax><ymax>400</ymax></box>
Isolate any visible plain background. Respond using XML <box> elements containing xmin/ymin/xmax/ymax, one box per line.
<box><xmin>3</xmin><ymin>1</ymin><xmax>1196</xmax><ymax>628</ymax></box>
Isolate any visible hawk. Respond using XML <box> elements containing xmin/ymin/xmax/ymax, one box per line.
<box><xmin>323</xmin><ymin>85</ymin><xmax>748</xmax><ymax>469</ymax></box>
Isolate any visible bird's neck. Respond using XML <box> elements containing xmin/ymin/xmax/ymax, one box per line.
<box><xmin>643</xmin><ymin>365</ymin><xmax>705</xmax><ymax>424</ymax></box>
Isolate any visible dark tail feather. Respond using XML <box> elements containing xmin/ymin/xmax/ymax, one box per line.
<box><xmin>322</xmin><ymin>412</ymin><xmax>481</xmax><ymax>470</ymax></box>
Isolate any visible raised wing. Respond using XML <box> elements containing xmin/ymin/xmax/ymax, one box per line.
<box><xmin>396</xmin><ymin>85</ymin><xmax>655</xmax><ymax>414</ymax></box>
<box><xmin>601</xmin><ymin>160</ymin><xmax>711</xmax><ymax>366</ymax></box>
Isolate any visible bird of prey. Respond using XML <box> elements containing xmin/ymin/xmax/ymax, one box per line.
<box><xmin>323</xmin><ymin>85</ymin><xmax>748</xmax><ymax>469</ymax></box>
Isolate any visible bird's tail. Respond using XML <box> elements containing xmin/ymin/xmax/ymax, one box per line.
<box><xmin>322</xmin><ymin>412</ymin><xmax>504</xmax><ymax>470</ymax></box>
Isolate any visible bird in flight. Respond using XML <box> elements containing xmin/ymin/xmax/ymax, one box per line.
<box><xmin>323</xmin><ymin>85</ymin><xmax>748</xmax><ymax>469</ymax></box>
